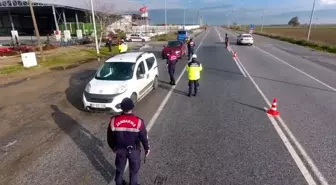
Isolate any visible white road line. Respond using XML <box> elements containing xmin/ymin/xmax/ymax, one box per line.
<box><xmin>233</xmin><ymin>57</ymin><xmax>247</xmax><ymax>77</ymax></box>
<box><xmin>215</xmin><ymin>27</ymin><xmax>246</xmax><ymax>78</ymax></box>
<box><xmin>235</xmin><ymin>53</ymin><xmax>328</xmax><ymax>185</ymax></box>
<box><xmin>276</xmin><ymin>116</ymin><xmax>329</xmax><ymax>185</ymax></box>
<box><xmin>119</xmin><ymin>28</ymin><xmax>210</xmax><ymax>178</ymax></box>
<box><xmin>253</xmin><ymin>45</ymin><xmax>336</xmax><ymax>92</ymax></box>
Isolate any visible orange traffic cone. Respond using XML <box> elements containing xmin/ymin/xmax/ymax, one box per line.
<box><xmin>267</xmin><ymin>98</ymin><xmax>280</xmax><ymax>116</ymax></box>
<box><xmin>233</xmin><ymin>51</ymin><xmax>237</xmax><ymax>58</ymax></box>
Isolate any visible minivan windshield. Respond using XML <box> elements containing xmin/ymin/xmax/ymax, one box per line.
<box><xmin>178</xmin><ymin>31</ymin><xmax>186</xmax><ymax>34</ymax></box>
<box><xmin>167</xmin><ymin>40</ymin><xmax>181</xmax><ymax>47</ymax></box>
<box><xmin>95</xmin><ymin>62</ymin><xmax>135</xmax><ymax>81</ymax></box>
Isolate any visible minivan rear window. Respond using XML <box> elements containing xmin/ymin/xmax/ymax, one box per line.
<box><xmin>178</xmin><ymin>31</ymin><xmax>186</xmax><ymax>34</ymax></box>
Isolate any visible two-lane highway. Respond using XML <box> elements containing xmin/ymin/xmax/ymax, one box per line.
<box><xmin>217</xmin><ymin>26</ymin><xmax>336</xmax><ymax>185</ymax></box>
<box><xmin>3</xmin><ymin>26</ymin><xmax>335</xmax><ymax>185</ymax></box>
<box><xmin>134</xmin><ymin>27</ymin><xmax>311</xmax><ymax>184</ymax></box>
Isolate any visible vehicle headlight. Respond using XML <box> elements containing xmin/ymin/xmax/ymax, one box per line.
<box><xmin>85</xmin><ymin>83</ymin><xmax>91</xmax><ymax>92</ymax></box>
<box><xmin>175</xmin><ymin>50</ymin><xmax>181</xmax><ymax>53</ymax></box>
<box><xmin>116</xmin><ymin>84</ymin><xmax>128</xmax><ymax>94</ymax></box>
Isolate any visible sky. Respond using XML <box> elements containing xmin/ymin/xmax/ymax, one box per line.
<box><xmin>35</xmin><ymin>0</ymin><xmax>336</xmax><ymax>25</ymax></box>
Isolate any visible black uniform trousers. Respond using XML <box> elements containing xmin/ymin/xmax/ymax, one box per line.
<box><xmin>115</xmin><ymin>148</ymin><xmax>141</xmax><ymax>185</ymax></box>
<box><xmin>188</xmin><ymin>47</ymin><xmax>194</xmax><ymax>59</ymax></box>
<box><xmin>168</xmin><ymin>65</ymin><xmax>176</xmax><ymax>84</ymax></box>
<box><xmin>188</xmin><ymin>79</ymin><xmax>199</xmax><ymax>95</ymax></box>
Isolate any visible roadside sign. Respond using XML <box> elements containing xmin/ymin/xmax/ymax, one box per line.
<box><xmin>250</xmin><ymin>24</ymin><xmax>255</xmax><ymax>30</ymax></box>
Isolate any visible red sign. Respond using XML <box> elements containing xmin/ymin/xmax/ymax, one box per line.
<box><xmin>139</xmin><ymin>6</ymin><xmax>147</xmax><ymax>12</ymax></box>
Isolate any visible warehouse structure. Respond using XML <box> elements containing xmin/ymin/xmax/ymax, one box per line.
<box><xmin>0</xmin><ymin>0</ymin><xmax>91</xmax><ymax>36</ymax></box>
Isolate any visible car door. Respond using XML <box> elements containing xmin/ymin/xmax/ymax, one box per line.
<box><xmin>145</xmin><ymin>56</ymin><xmax>157</xmax><ymax>83</ymax></box>
<box><xmin>135</xmin><ymin>60</ymin><xmax>149</xmax><ymax>96</ymax></box>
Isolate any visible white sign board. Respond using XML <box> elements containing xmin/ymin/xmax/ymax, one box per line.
<box><xmin>76</xmin><ymin>30</ymin><xmax>83</xmax><ymax>39</ymax></box>
<box><xmin>63</xmin><ymin>30</ymin><xmax>71</xmax><ymax>41</ymax></box>
<box><xmin>141</xmin><ymin>12</ymin><xmax>149</xmax><ymax>17</ymax></box>
<box><xmin>21</xmin><ymin>52</ymin><xmax>38</xmax><ymax>68</ymax></box>
<box><xmin>11</xmin><ymin>30</ymin><xmax>19</xmax><ymax>41</ymax></box>
<box><xmin>54</xmin><ymin>30</ymin><xmax>61</xmax><ymax>41</ymax></box>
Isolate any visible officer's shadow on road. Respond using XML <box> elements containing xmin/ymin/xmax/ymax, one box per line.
<box><xmin>50</xmin><ymin>105</ymin><xmax>115</xmax><ymax>183</ymax></box>
<box><xmin>158</xmin><ymin>80</ymin><xmax>189</xmax><ymax>96</ymax></box>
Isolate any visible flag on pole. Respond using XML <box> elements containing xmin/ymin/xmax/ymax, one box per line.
<box><xmin>139</xmin><ymin>6</ymin><xmax>147</xmax><ymax>12</ymax></box>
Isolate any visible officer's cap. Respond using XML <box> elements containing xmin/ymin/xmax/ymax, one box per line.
<box><xmin>120</xmin><ymin>97</ymin><xmax>135</xmax><ymax>112</ymax></box>
<box><xmin>192</xmin><ymin>54</ymin><xmax>197</xmax><ymax>59</ymax></box>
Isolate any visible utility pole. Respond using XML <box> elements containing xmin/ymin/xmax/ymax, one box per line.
<box><xmin>183</xmin><ymin>8</ymin><xmax>185</xmax><ymax>29</ymax></box>
<box><xmin>165</xmin><ymin>0</ymin><xmax>167</xmax><ymax>33</ymax></box>
<box><xmin>307</xmin><ymin>0</ymin><xmax>316</xmax><ymax>41</ymax></box>
<box><xmin>28</xmin><ymin>0</ymin><xmax>44</xmax><ymax>60</ymax></box>
<box><xmin>261</xmin><ymin>10</ymin><xmax>264</xmax><ymax>33</ymax></box>
<box><xmin>90</xmin><ymin>0</ymin><xmax>100</xmax><ymax>61</ymax></box>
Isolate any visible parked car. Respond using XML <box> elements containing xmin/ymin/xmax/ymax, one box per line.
<box><xmin>126</xmin><ymin>34</ymin><xmax>151</xmax><ymax>42</ymax></box>
<box><xmin>161</xmin><ymin>40</ymin><xmax>187</xmax><ymax>59</ymax></box>
<box><xmin>236</xmin><ymin>33</ymin><xmax>254</xmax><ymax>45</ymax></box>
<box><xmin>82</xmin><ymin>52</ymin><xmax>159</xmax><ymax>113</ymax></box>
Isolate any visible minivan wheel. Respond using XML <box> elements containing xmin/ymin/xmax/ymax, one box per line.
<box><xmin>130</xmin><ymin>93</ymin><xmax>138</xmax><ymax>106</ymax></box>
<box><xmin>153</xmin><ymin>76</ymin><xmax>159</xmax><ymax>90</ymax></box>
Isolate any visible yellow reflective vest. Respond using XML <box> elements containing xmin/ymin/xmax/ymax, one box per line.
<box><xmin>186</xmin><ymin>60</ymin><xmax>202</xmax><ymax>80</ymax></box>
<box><xmin>118</xmin><ymin>43</ymin><xmax>128</xmax><ymax>53</ymax></box>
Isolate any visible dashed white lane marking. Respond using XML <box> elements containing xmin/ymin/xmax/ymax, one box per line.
<box><xmin>234</xmin><ymin>54</ymin><xmax>318</xmax><ymax>185</ymax></box>
<box><xmin>253</xmin><ymin>45</ymin><xmax>336</xmax><ymax>92</ymax></box>
<box><xmin>218</xmin><ymin>26</ymin><xmax>329</xmax><ymax>185</ymax></box>
<box><xmin>118</xmin><ymin>29</ymin><xmax>211</xmax><ymax>179</ymax></box>
<box><xmin>214</xmin><ymin>27</ymin><xmax>246</xmax><ymax>78</ymax></box>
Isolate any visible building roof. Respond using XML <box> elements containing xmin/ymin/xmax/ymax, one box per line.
<box><xmin>0</xmin><ymin>0</ymin><xmax>89</xmax><ymax>11</ymax></box>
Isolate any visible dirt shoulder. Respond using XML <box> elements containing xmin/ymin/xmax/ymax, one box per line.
<box><xmin>0</xmin><ymin>61</ymin><xmax>101</xmax><ymax>185</ymax></box>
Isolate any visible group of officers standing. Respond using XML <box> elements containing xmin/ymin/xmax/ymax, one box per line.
<box><xmin>166</xmin><ymin>37</ymin><xmax>203</xmax><ymax>97</ymax></box>
<box><xmin>106</xmin><ymin>35</ymin><xmax>204</xmax><ymax>185</ymax></box>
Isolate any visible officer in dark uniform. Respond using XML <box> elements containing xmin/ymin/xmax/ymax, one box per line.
<box><xmin>107</xmin><ymin>98</ymin><xmax>150</xmax><ymax>185</ymax></box>
<box><xmin>225</xmin><ymin>33</ymin><xmax>229</xmax><ymax>48</ymax></box>
<box><xmin>186</xmin><ymin>54</ymin><xmax>203</xmax><ymax>97</ymax></box>
<box><xmin>167</xmin><ymin>50</ymin><xmax>178</xmax><ymax>85</ymax></box>
<box><xmin>106</xmin><ymin>37</ymin><xmax>112</xmax><ymax>52</ymax></box>
<box><xmin>187</xmin><ymin>38</ymin><xmax>196</xmax><ymax>60</ymax></box>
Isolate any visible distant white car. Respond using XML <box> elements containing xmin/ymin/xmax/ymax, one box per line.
<box><xmin>126</xmin><ymin>34</ymin><xmax>151</xmax><ymax>42</ymax></box>
<box><xmin>82</xmin><ymin>52</ymin><xmax>159</xmax><ymax>113</ymax></box>
<box><xmin>237</xmin><ymin>33</ymin><xmax>254</xmax><ymax>45</ymax></box>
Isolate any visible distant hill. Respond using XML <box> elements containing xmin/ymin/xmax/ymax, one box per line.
<box><xmin>129</xmin><ymin>8</ymin><xmax>336</xmax><ymax>25</ymax></box>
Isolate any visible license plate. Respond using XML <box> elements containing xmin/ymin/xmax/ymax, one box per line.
<box><xmin>90</xmin><ymin>104</ymin><xmax>106</xmax><ymax>108</ymax></box>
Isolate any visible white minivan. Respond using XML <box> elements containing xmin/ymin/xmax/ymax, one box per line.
<box><xmin>82</xmin><ymin>52</ymin><xmax>159</xmax><ymax>112</ymax></box>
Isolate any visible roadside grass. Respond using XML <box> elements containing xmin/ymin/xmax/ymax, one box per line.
<box><xmin>0</xmin><ymin>46</ymin><xmax>119</xmax><ymax>75</ymax></box>
<box><xmin>151</xmin><ymin>32</ymin><xmax>177</xmax><ymax>41</ymax></box>
<box><xmin>227</xmin><ymin>26</ymin><xmax>336</xmax><ymax>54</ymax></box>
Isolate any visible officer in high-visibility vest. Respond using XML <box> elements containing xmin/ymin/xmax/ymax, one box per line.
<box><xmin>107</xmin><ymin>97</ymin><xmax>150</xmax><ymax>185</ymax></box>
<box><xmin>118</xmin><ymin>39</ymin><xmax>128</xmax><ymax>53</ymax></box>
<box><xmin>186</xmin><ymin>54</ymin><xmax>202</xmax><ymax>97</ymax></box>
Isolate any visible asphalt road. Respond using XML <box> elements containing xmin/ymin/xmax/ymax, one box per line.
<box><xmin>216</xmin><ymin>27</ymin><xmax>336</xmax><ymax>184</ymax></box>
<box><xmin>1</xmin><ymin>27</ymin><xmax>335</xmax><ymax>185</ymax></box>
